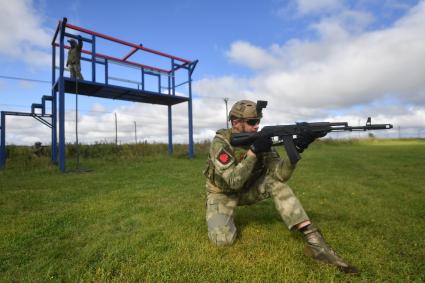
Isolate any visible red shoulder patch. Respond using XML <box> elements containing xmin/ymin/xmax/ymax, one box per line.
<box><xmin>218</xmin><ymin>150</ymin><xmax>231</xmax><ymax>165</ymax></box>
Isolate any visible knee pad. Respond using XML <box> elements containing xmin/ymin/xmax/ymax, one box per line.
<box><xmin>207</xmin><ymin>214</ymin><xmax>237</xmax><ymax>246</ymax></box>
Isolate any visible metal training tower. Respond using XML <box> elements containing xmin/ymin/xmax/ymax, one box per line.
<box><xmin>0</xmin><ymin>17</ymin><xmax>198</xmax><ymax>171</ymax></box>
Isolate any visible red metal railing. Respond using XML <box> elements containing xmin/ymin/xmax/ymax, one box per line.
<box><xmin>56</xmin><ymin>44</ymin><xmax>170</xmax><ymax>74</ymax></box>
<box><xmin>65</xmin><ymin>23</ymin><xmax>192</xmax><ymax>64</ymax></box>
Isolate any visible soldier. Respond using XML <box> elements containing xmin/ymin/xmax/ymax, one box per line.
<box><xmin>32</xmin><ymin>141</ymin><xmax>43</xmax><ymax>157</ymax></box>
<box><xmin>204</xmin><ymin>100</ymin><xmax>359</xmax><ymax>274</ymax></box>
<box><xmin>66</xmin><ymin>36</ymin><xmax>84</xmax><ymax>80</ymax></box>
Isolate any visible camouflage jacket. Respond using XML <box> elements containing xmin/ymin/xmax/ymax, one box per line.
<box><xmin>66</xmin><ymin>42</ymin><xmax>83</xmax><ymax>66</ymax></box>
<box><xmin>204</xmin><ymin>128</ymin><xmax>295</xmax><ymax>193</ymax></box>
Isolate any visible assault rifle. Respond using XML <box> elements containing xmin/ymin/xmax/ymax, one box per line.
<box><xmin>231</xmin><ymin>117</ymin><xmax>393</xmax><ymax>165</ymax></box>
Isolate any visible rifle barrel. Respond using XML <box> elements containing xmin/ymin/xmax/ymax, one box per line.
<box><xmin>329</xmin><ymin>124</ymin><xmax>393</xmax><ymax>132</ymax></box>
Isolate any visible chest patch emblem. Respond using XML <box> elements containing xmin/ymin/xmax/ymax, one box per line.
<box><xmin>218</xmin><ymin>150</ymin><xmax>231</xmax><ymax>165</ymax></box>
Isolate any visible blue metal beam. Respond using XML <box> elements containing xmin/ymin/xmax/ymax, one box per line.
<box><xmin>59</xmin><ymin>18</ymin><xmax>67</xmax><ymax>172</ymax></box>
<box><xmin>171</xmin><ymin>59</ymin><xmax>176</xmax><ymax>96</ymax></box>
<box><xmin>64</xmin><ymin>32</ymin><xmax>93</xmax><ymax>44</ymax></box>
<box><xmin>31</xmin><ymin>103</ymin><xmax>42</xmax><ymax>114</ymax></box>
<box><xmin>141</xmin><ymin>68</ymin><xmax>145</xmax><ymax>91</ymax></box>
<box><xmin>189</xmin><ymin>60</ymin><xmax>198</xmax><ymax>77</ymax></box>
<box><xmin>188</xmin><ymin>69</ymin><xmax>194</xmax><ymax>159</ymax></box>
<box><xmin>31</xmin><ymin>114</ymin><xmax>52</xmax><ymax>128</ymax></box>
<box><xmin>51</xmin><ymin>43</ymin><xmax>57</xmax><ymax>164</ymax></box>
<box><xmin>168</xmin><ymin>73</ymin><xmax>171</xmax><ymax>95</ymax></box>
<box><xmin>41</xmin><ymin>95</ymin><xmax>53</xmax><ymax>115</ymax></box>
<box><xmin>105</xmin><ymin>59</ymin><xmax>109</xmax><ymax>84</ymax></box>
<box><xmin>92</xmin><ymin>34</ymin><xmax>96</xmax><ymax>82</ymax></box>
<box><xmin>158</xmin><ymin>74</ymin><xmax>161</xmax><ymax>93</ymax></box>
<box><xmin>171</xmin><ymin>62</ymin><xmax>190</xmax><ymax>73</ymax></box>
<box><xmin>187</xmin><ymin>60</ymin><xmax>197</xmax><ymax>159</ymax></box>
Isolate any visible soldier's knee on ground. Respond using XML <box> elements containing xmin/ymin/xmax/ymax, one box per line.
<box><xmin>207</xmin><ymin>214</ymin><xmax>237</xmax><ymax>246</ymax></box>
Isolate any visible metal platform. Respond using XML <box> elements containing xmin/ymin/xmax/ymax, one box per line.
<box><xmin>55</xmin><ymin>78</ymin><xmax>189</xmax><ymax>106</ymax></box>
<box><xmin>1</xmin><ymin>17</ymin><xmax>197</xmax><ymax>172</ymax></box>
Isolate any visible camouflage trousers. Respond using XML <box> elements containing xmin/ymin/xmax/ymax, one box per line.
<box><xmin>206</xmin><ymin>174</ymin><xmax>310</xmax><ymax>246</ymax></box>
<box><xmin>69</xmin><ymin>63</ymin><xmax>83</xmax><ymax>80</ymax></box>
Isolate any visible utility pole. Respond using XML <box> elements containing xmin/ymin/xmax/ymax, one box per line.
<box><xmin>358</xmin><ymin>119</ymin><xmax>361</xmax><ymax>139</ymax></box>
<box><xmin>224</xmin><ymin>98</ymin><xmax>229</xmax><ymax>129</ymax></box>
<box><xmin>115</xmin><ymin>112</ymin><xmax>118</xmax><ymax>145</ymax></box>
<box><xmin>75</xmin><ymin>85</ymin><xmax>80</xmax><ymax>169</ymax></box>
<box><xmin>134</xmin><ymin>121</ymin><xmax>137</xmax><ymax>144</ymax></box>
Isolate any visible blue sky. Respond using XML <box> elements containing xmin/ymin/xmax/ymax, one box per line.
<box><xmin>0</xmin><ymin>0</ymin><xmax>424</xmax><ymax>144</ymax></box>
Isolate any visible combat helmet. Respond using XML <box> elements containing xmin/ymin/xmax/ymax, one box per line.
<box><xmin>229</xmin><ymin>100</ymin><xmax>267</xmax><ymax>120</ymax></box>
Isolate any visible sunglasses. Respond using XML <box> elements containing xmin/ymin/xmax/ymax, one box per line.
<box><xmin>245</xmin><ymin>119</ymin><xmax>260</xmax><ymax>126</ymax></box>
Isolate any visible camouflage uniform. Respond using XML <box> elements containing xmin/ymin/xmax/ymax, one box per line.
<box><xmin>202</xmin><ymin>99</ymin><xmax>359</xmax><ymax>274</ymax></box>
<box><xmin>32</xmin><ymin>142</ymin><xmax>43</xmax><ymax>157</ymax></box>
<box><xmin>204</xmin><ymin>128</ymin><xmax>310</xmax><ymax>246</ymax></box>
<box><xmin>66</xmin><ymin>39</ymin><xmax>84</xmax><ymax>80</ymax></box>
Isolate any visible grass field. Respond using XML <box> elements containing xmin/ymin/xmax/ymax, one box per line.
<box><xmin>0</xmin><ymin>140</ymin><xmax>424</xmax><ymax>282</ymax></box>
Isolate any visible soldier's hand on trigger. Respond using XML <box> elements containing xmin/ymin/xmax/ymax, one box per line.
<box><xmin>250</xmin><ymin>136</ymin><xmax>272</xmax><ymax>155</ymax></box>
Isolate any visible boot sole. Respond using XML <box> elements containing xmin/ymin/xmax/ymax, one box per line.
<box><xmin>304</xmin><ymin>246</ymin><xmax>360</xmax><ymax>275</ymax></box>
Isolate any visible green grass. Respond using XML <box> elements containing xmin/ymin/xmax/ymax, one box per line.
<box><xmin>0</xmin><ymin>140</ymin><xmax>424</xmax><ymax>282</ymax></box>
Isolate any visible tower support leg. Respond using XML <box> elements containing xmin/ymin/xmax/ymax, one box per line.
<box><xmin>188</xmin><ymin>69</ymin><xmax>194</xmax><ymax>159</ymax></box>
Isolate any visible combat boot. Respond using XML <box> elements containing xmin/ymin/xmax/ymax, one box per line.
<box><xmin>301</xmin><ymin>224</ymin><xmax>359</xmax><ymax>275</ymax></box>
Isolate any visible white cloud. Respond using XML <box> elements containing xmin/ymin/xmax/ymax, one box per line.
<box><xmin>296</xmin><ymin>0</ymin><xmax>342</xmax><ymax>15</ymax></box>
<box><xmin>311</xmin><ymin>10</ymin><xmax>375</xmax><ymax>39</ymax></box>
<box><xmin>90</xmin><ymin>103</ymin><xmax>106</xmax><ymax>113</ymax></box>
<box><xmin>195</xmin><ymin>1</ymin><xmax>425</xmax><ymax>133</ymax></box>
<box><xmin>0</xmin><ymin>0</ymin><xmax>51</xmax><ymax>67</ymax></box>
<box><xmin>194</xmin><ymin>76</ymin><xmax>253</xmax><ymax>99</ymax></box>
<box><xmin>226</xmin><ymin>41</ymin><xmax>280</xmax><ymax>70</ymax></box>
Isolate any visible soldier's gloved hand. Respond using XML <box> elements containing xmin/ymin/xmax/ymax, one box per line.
<box><xmin>295</xmin><ymin>123</ymin><xmax>326</xmax><ymax>153</ymax></box>
<box><xmin>250</xmin><ymin>136</ymin><xmax>272</xmax><ymax>154</ymax></box>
